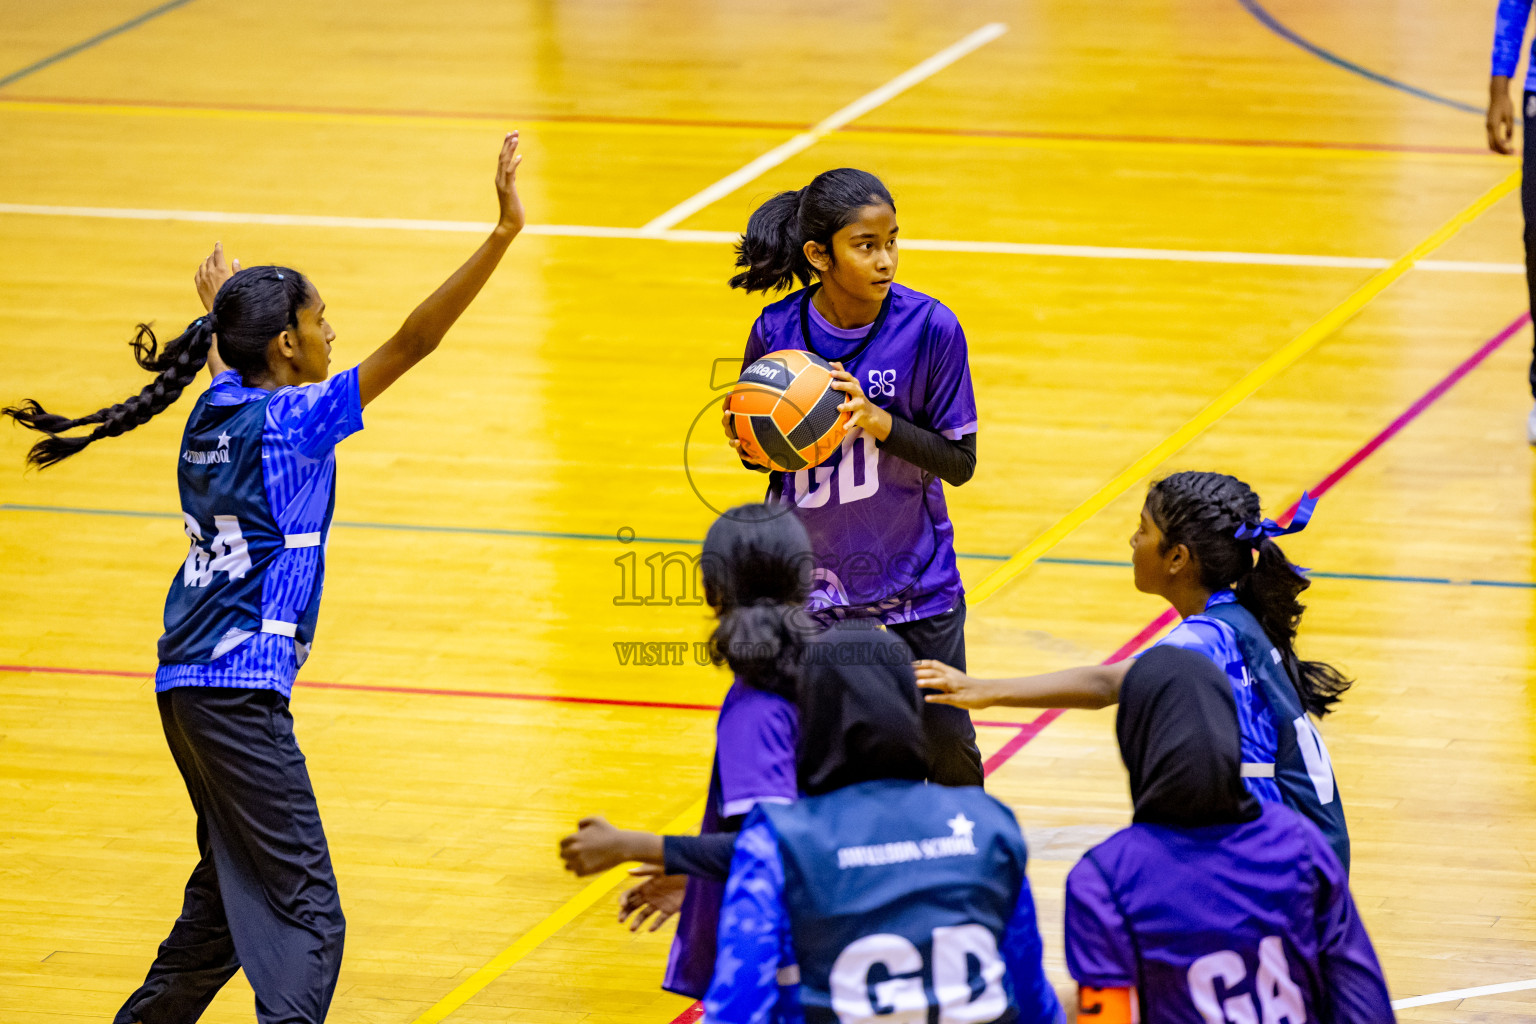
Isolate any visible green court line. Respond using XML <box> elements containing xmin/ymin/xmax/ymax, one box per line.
<box><xmin>3</xmin><ymin>502</ymin><xmax>1530</xmax><ymax>591</ymax></box>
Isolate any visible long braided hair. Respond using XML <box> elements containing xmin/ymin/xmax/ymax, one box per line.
<box><xmin>4</xmin><ymin>266</ymin><xmax>311</xmax><ymax>469</ymax></box>
<box><xmin>1145</xmin><ymin>470</ymin><xmax>1352</xmax><ymax>716</ymax></box>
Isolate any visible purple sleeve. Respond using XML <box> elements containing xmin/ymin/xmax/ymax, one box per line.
<box><xmin>742</xmin><ymin>318</ymin><xmax>770</xmax><ymax>370</ymax></box>
<box><xmin>1493</xmin><ymin>0</ymin><xmax>1533</xmax><ymax>77</ymax></box>
<box><xmin>705</xmin><ymin>816</ymin><xmax>802</xmax><ymax>1024</ymax></box>
<box><xmin>921</xmin><ymin>306</ymin><xmax>978</xmax><ymax>440</ymax></box>
<box><xmin>1313</xmin><ymin>836</ymin><xmax>1396</xmax><ymax>1022</ymax></box>
<box><xmin>265</xmin><ymin>366</ymin><xmax>364</xmax><ymax>459</ymax></box>
<box><xmin>716</xmin><ymin>695</ymin><xmax>798</xmax><ymax>819</ymax></box>
<box><xmin>1064</xmin><ymin>856</ymin><xmax>1138</xmax><ymax>989</ymax></box>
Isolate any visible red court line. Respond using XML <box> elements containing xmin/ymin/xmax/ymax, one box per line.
<box><xmin>0</xmin><ymin>662</ymin><xmax>1030</xmax><ymax>728</ymax></box>
<box><xmin>0</xmin><ymin>94</ymin><xmax>1495</xmax><ymax>156</ymax></box>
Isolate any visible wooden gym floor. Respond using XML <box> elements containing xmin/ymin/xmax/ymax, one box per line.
<box><xmin>2</xmin><ymin>0</ymin><xmax>1534</xmax><ymax>1020</ymax></box>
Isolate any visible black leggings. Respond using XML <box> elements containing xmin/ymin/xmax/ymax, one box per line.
<box><xmin>889</xmin><ymin>598</ymin><xmax>985</xmax><ymax>787</ymax></box>
<box><xmin>116</xmin><ymin>687</ymin><xmax>345</xmax><ymax>1024</ymax></box>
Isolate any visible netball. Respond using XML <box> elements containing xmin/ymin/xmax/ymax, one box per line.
<box><xmin>725</xmin><ymin>349</ymin><xmax>850</xmax><ymax>472</ymax></box>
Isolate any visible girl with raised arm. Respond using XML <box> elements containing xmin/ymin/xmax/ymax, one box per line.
<box><xmin>5</xmin><ymin>134</ymin><xmax>525</xmax><ymax>1024</ymax></box>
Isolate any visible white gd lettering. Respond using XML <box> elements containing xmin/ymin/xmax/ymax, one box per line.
<box><xmin>792</xmin><ymin>428</ymin><xmax>880</xmax><ymax>509</ymax></box>
<box><xmin>1187</xmin><ymin>938</ymin><xmax>1307</xmax><ymax>1024</ymax></box>
<box><xmin>830</xmin><ymin>927</ymin><xmax>1006</xmax><ymax>1024</ymax></box>
<box><xmin>182</xmin><ymin>514</ymin><xmax>253</xmax><ymax>588</ymax></box>
<box><xmin>1292</xmin><ymin>716</ymin><xmax>1336</xmax><ymax>805</ymax></box>
<box><xmin>867</xmin><ymin>368</ymin><xmax>897</xmax><ymax>397</ymax></box>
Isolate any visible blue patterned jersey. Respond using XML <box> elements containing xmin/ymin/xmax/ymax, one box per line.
<box><xmin>1153</xmin><ymin>591</ymin><xmax>1282</xmax><ymax>804</ymax></box>
<box><xmin>156</xmin><ymin>368</ymin><xmax>363</xmax><ymax>696</ymax></box>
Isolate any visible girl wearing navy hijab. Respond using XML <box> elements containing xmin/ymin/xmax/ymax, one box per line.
<box><xmin>1064</xmin><ymin>645</ymin><xmax>1394</xmax><ymax>1024</ymax></box>
<box><xmin>703</xmin><ymin>638</ymin><xmax>1063</xmax><ymax>1024</ymax></box>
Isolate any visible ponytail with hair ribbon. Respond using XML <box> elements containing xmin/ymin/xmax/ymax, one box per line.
<box><xmin>1234</xmin><ymin>491</ymin><xmax>1318</xmax><ymax>544</ymax></box>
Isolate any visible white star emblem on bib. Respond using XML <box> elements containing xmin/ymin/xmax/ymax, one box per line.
<box><xmin>947</xmin><ymin>813</ymin><xmax>975</xmax><ymax>839</ymax></box>
<box><xmin>216</xmin><ymin>431</ymin><xmax>231</xmax><ymax>448</ymax></box>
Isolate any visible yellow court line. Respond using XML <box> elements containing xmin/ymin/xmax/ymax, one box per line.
<box><xmin>968</xmin><ymin>167</ymin><xmax>1522</xmax><ymax>607</ymax></box>
<box><xmin>410</xmin><ymin>797</ymin><xmax>707</xmax><ymax>1024</ymax></box>
<box><xmin>0</xmin><ymin>97</ymin><xmax>1507</xmax><ymax>164</ymax></box>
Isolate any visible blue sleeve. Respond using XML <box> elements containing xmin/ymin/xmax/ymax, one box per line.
<box><xmin>1493</xmin><ymin>0</ymin><xmax>1533</xmax><ymax>78</ymax></box>
<box><xmin>705</xmin><ymin>815</ymin><xmax>801</xmax><ymax>1024</ymax></box>
<box><xmin>921</xmin><ymin>306</ymin><xmax>978</xmax><ymax>440</ymax></box>
<box><xmin>265</xmin><ymin>366</ymin><xmax>364</xmax><ymax>460</ymax></box>
<box><xmin>1001</xmin><ymin>872</ymin><xmax>1066</xmax><ymax>1024</ymax></box>
<box><xmin>1313</xmin><ymin>836</ymin><xmax>1395</xmax><ymax>1023</ymax></box>
<box><xmin>1153</xmin><ymin>617</ymin><xmax>1225</xmax><ymax>664</ymax></box>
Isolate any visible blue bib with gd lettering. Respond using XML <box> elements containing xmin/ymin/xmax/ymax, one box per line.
<box><xmin>764</xmin><ymin>780</ymin><xmax>1029</xmax><ymax>1024</ymax></box>
<box><xmin>158</xmin><ymin>387</ymin><xmax>330</xmax><ymax>664</ymax></box>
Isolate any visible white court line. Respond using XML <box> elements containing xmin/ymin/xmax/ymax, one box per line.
<box><xmin>0</xmin><ymin>202</ymin><xmax>1523</xmax><ymax>274</ymax></box>
<box><xmin>1392</xmin><ymin>977</ymin><xmax>1536</xmax><ymax>1009</ymax></box>
<box><xmin>638</xmin><ymin>22</ymin><xmax>1008</xmax><ymax>234</ymax></box>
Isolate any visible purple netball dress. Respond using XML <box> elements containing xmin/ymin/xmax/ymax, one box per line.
<box><xmin>743</xmin><ymin>284</ymin><xmax>977</xmax><ymax>626</ymax></box>
<box><xmin>663</xmin><ymin>679</ymin><xmax>799</xmax><ymax>998</ymax></box>
<box><xmin>1066</xmin><ymin>804</ymin><xmax>1392</xmax><ymax>1022</ymax></box>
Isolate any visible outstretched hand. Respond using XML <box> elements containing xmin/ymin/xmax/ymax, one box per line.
<box><xmin>194</xmin><ymin>242</ymin><xmax>240</xmax><ymax>313</ymax></box>
<box><xmin>495</xmin><ymin>131</ymin><xmax>525</xmax><ymax>235</ymax></box>
<box><xmin>914</xmin><ymin>659</ymin><xmax>999</xmax><ymax>709</ymax></box>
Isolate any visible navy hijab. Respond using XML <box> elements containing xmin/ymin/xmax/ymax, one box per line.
<box><xmin>1117</xmin><ymin>645</ymin><xmax>1261</xmax><ymax>827</ymax></box>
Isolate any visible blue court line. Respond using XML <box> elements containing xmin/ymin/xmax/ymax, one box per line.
<box><xmin>4</xmin><ymin>502</ymin><xmax>1533</xmax><ymax>591</ymax></box>
<box><xmin>1234</xmin><ymin>0</ymin><xmax>1482</xmax><ymax>116</ymax></box>
<box><xmin>0</xmin><ymin>0</ymin><xmax>197</xmax><ymax>90</ymax></box>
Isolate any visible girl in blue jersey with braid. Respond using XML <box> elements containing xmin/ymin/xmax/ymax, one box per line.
<box><xmin>4</xmin><ymin>134</ymin><xmax>524</xmax><ymax>1024</ymax></box>
<box><xmin>919</xmin><ymin>471</ymin><xmax>1353</xmax><ymax>872</ymax></box>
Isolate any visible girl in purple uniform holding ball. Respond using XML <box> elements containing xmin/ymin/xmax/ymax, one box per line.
<box><xmin>725</xmin><ymin>168</ymin><xmax>985</xmax><ymax>787</ymax></box>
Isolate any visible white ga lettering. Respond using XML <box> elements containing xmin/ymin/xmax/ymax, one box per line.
<box><xmin>1187</xmin><ymin>937</ymin><xmax>1307</xmax><ymax>1024</ymax></box>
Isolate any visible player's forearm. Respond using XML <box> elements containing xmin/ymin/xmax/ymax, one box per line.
<box><xmin>878</xmin><ymin>417</ymin><xmax>975</xmax><ymax>486</ymax></box>
<box><xmin>981</xmin><ymin>663</ymin><xmax>1130</xmax><ymax>710</ymax></box>
<box><xmin>611</xmin><ymin>829</ymin><xmax>666</xmax><ymax>866</ymax></box>
<box><xmin>1492</xmin><ymin>74</ymin><xmax>1513</xmax><ymax>97</ymax></box>
<box><xmin>393</xmin><ymin>226</ymin><xmax>517</xmax><ymax>357</ymax></box>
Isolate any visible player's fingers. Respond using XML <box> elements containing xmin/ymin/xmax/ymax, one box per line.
<box><xmin>576</xmin><ymin>815</ymin><xmax>603</xmax><ymax>828</ymax></box>
<box><xmin>649</xmin><ymin>910</ymin><xmax>674</xmax><ymax>931</ymax></box>
<box><xmin>924</xmin><ymin>692</ymin><xmax>960</xmax><ymax>705</ymax></box>
<box><xmin>232</xmin><ymin>259</ymin><xmax>241</xmax><ymax>272</ymax></box>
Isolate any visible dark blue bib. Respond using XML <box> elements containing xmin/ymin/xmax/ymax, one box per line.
<box><xmin>158</xmin><ymin>388</ymin><xmax>327</xmax><ymax>664</ymax></box>
<box><xmin>1203</xmin><ymin>601</ymin><xmax>1350</xmax><ymax>873</ymax></box>
<box><xmin>764</xmin><ymin>781</ymin><xmax>1027</xmax><ymax>1024</ymax></box>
